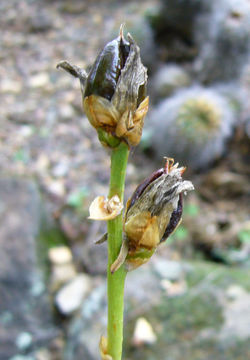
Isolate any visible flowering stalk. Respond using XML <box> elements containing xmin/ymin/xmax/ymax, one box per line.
<box><xmin>107</xmin><ymin>142</ymin><xmax>129</xmax><ymax>360</ymax></box>
<box><xmin>57</xmin><ymin>25</ymin><xmax>194</xmax><ymax>360</ymax></box>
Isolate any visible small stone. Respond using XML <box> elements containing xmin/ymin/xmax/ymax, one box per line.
<box><xmin>55</xmin><ymin>274</ymin><xmax>91</xmax><ymax>315</ymax></box>
<box><xmin>30</xmin><ymin>279</ymin><xmax>45</xmax><ymax>297</ymax></box>
<box><xmin>47</xmin><ymin>180</ymin><xmax>66</xmax><ymax>197</ymax></box>
<box><xmin>153</xmin><ymin>259</ymin><xmax>184</xmax><ymax>281</ymax></box>
<box><xmin>1</xmin><ymin>79</ymin><xmax>22</xmax><ymax>94</ymax></box>
<box><xmin>50</xmin><ymin>263</ymin><xmax>77</xmax><ymax>291</ymax></box>
<box><xmin>10</xmin><ymin>356</ymin><xmax>35</xmax><ymax>360</ymax></box>
<box><xmin>19</xmin><ymin>125</ymin><xmax>34</xmax><ymax>138</ymax></box>
<box><xmin>133</xmin><ymin>317</ymin><xmax>157</xmax><ymax>346</ymax></box>
<box><xmin>49</xmin><ymin>246</ymin><xmax>73</xmax><ymax>265</ymax></box>
<box><xmin>27</xmin><ymin>12</ymin><xmax>52</xmax><ymax>32</ymax></box>
<box><xmin>226</xmin><ymin>284</ymin><xmax>247</xmax><ymax>301</ymax></box>
<box><xmin>29</xmin><ymin>73</ymin><xmax>50</xmax><ymax>88</ymax></box>
<box><xmin>59</xmin><ymin>104</ymin><xmax>75</xmax><ymax>121</ymax></box>
<box><xmin>15</xmin><ymin>332</ymin><xmax>33</xmax><ymax>351</ymax></box>
<box><xmin>51</xmin><ymin>162</ymin><xmax>69</xmax><ymax>178</ymax></box>
<box><xmin>35</xmin><ymin>154</ymin><xmax>50</xmax><ymax>173</ymax></box>
<box><xmin>34</xmin><ymin>348</ymin><xmax>51</xmax><ymax>360</ymax></box>
<box><xmin>160</xmin><ymin>279</ymin><xmax>187</xmax><ymax>297</ymax></box>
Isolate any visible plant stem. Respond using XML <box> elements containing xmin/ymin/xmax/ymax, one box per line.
<box><xmin>107</xmin><ymin>141</ymin><xmax>129</xmax><ymax>360</ymax></box>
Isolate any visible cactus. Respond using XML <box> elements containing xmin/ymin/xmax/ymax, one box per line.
<box><xmin>149</xmin><ymin>87</ymin><xmax>236</xmax><ymax>170</ymax></box>
<box><xmin>150</xmin><ymin>64</ymin><xmax>191</xmax><ymax>102</ymax></box>
<box><xmin>194</xmin><ymin>0</ymin><xmax>250</xmax><ymax>82</ymax></box>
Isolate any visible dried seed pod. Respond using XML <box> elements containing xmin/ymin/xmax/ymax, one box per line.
<box><xmin>57</xmin><ymin>26</ymin><xmax>148</xmax><ymax>147</ymax></box>
<box><xmin>111</xmin><ymin>159</ymin><xmax>194</xmax><ymax>272</ymax></box>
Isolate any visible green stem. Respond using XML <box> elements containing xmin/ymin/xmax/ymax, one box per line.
<box><xmin>107</xmin><ymin>141</ymin><xmax>129</xmax><ymax>360</ymax></box>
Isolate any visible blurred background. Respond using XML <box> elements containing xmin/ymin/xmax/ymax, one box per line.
<box><xmin>0</xmin><ymin>0</ymin><xmax>250</xmax><ymax>359</ymax></box>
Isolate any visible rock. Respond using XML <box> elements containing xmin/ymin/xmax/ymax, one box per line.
<box><xmin>26</xmin><ymin>12</ymin><xmax>53</xmax><ymax>33</ymax></box>
<box><xmin>64</xmin><ymin>265</ymin><xmax>162</xmax><ymax>360</ymax></box>
<box><xmin>76</xmin><ymin>234</ymin><xmax>108</xmax><ymax>275</ymax></box>
<box><xmin>18</xmin><ymin>125</ymin><xmax>34</xmax><ymax>138</ymax></box>
<box><xmin>58</xmin><ymin>104</ymin><xmax>75</xmax><ymax>122</ymax></box>
<box><xmin>9</xmin><ymin>356</ymin><xmax>35</xmax><ymax>360</ymax></box>
<box><xmin>51</xmin><ymin>161</ymin><xmax>70</xmax><ymax>178</ymax></box>
<box><xmin>133</xmin><ymin>317</ymin><xmax>157</xmax><ymax>346</ymax></box>
<box><xmin>152</xmin><ymin>259</ymin><xmax>184</xmax><ymax>281</ymax></box>
<box><xmin>64</xmin><ymin>283</ymin><xmax>107</xmax><ymax>360</ymax></box>
<box><xmin>50</xmin><ymin>263</ymin><xmax>77</xmax><ymax>291</ymax></box>
<box><xmin>46</xmin><ymin>179</ymin><xmax>66</xmax><ymax>198</ymax></box>
<box><xmin>0</xmin><ymin>177</ymin><xmax>59</xmax><ymax>359</ymax></box>
<box><xmin>160</xmin><ymin>279</ymin><xmax>187</xmax><ymax>297</ymax></box>
<box><xmin>7</xmin><ymin>101</ymin><xmax>37</xmax><ymax>124</ymax></box>
<box><xmin>150</xmin><ymin>64</ymin><xmax>191</xmax><ymax>102</ymax></box>
<box><xmin>49</xmin><ymin>246</ymin><xmax>77</xmax><ymax>291</ymax></box>
<box><xmin>48</xmin><ymin>246</ymin><xmax>73</xmax><ymax>265</ymax></box>
<box><xmin>126</xmin><ymin>264</ymin><xmax>162</xmax><ymax>306</ymax></box>
<box><xmin>123</xmin><ymin>261</ymin><xmax>250</xmax><ymax>359</ymax></box>
<box><xmin>55</xmin><ymin>274</ymin><xmax>92</xmax><ymax>315</ymax></box>
<box><xmin>15</xmin><ymin>332</ymin><xmax>33</xmax><ymax>351</ymax></box>
<box><xmin>33</xmin><ymin>348</ymin><xmax>51</xmax><ymax>360</ymax></box>
<box><xmin>226</xmin><ymin>284</ymin><xmax>247</xmax><ymax>300</ymax></box>
<box><xmin>1</xmin><ymin>79</ymin><xmax>22</xmax><ymax>94</ymax></box>
<box><xmin>148</xmin><ymin>86</ymin><xmax>236</xmax><ymax>170</ymax></box>
<box><xmin>29</xmin><ymin>73</ymin><xmax>50</xmax><ymax>89</ymax></box>
<box><xmin>219</xmin><ymin>292</ymin><xmax>250</xmax><ymax>341</ymax></box>
<box><xmin>59</xmin><ymin>1</ymin><xmax>87</xmax><ymax>14</ymax></box>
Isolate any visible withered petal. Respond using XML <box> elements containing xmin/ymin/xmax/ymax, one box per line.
<box><xmin>88</xmin><ymin>195</ymin><xmax>123</xmax><ymax>221</ymax></box>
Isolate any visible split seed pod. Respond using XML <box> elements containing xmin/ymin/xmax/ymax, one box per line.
<box><xmin>111</xmin><ymin>159</ymin><xmax>194</xmax><ymax>272</ymax></box>
<box><xmin>57</xmin><ymin>26</ymin><xmax>148</xmax><ymax>147</ymax></box>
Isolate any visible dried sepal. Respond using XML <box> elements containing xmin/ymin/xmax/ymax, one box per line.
<box><xmin>115</xmin><ymin>96</ymin><xmax>149</xmax><ymax>146</ymax></box>
<box><xmin>83</xmin><ymin>95</ymin><xmax>119</xmax><ymax>130</ymax></box>
<box><xmin>99</xmin><ymin>336</ymin><xmax>113</xmax><ymax>360</ymax></box>
<box><xmin>88</xmin><ymin>195</ymin><xmax>123</xmax><ymax>221</ymax></box>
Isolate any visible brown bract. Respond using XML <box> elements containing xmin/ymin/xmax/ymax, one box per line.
<box><xmin>88</xmin><ymin>195</ymin><xmax>123</xmax><ymax>221</ymax></box>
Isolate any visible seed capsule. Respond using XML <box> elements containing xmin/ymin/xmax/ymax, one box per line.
<box><xmin>111</xmin><ymin>159</ymin><xmax>194</xmax><ymax>272</ymax></box>
<box><xmin>57</xmin><ymin>25</ymin><xmax>148</xmax><ymax>147</ymax></box>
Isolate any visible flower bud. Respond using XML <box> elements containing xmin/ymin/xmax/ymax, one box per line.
<box><xmin>57</xmin><ymin>26</ymin><xmax>148</xmax><ymax>147</ymax></box>
<box><xmin>111</xmin><ymin>159</ymin><xmax>194</xmax><ymax>272</ymax></box>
